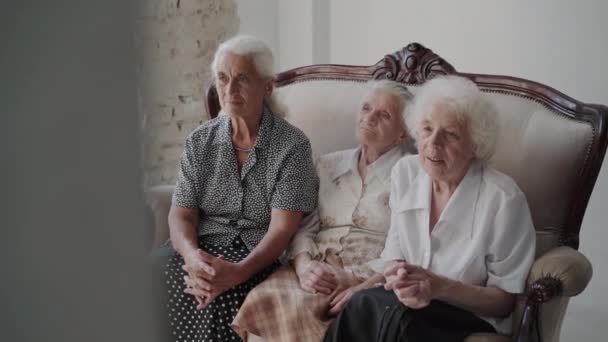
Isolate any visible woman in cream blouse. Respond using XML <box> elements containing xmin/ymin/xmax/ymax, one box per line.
<box><xmin>323</xmin><ymin>76</ymin><xmax>536</xmax><ymax>342</ymax></box>
<box><xmin>231</xmin><ymin>80</ymin><xmax>414</xmax><ymax>341</ymax></box>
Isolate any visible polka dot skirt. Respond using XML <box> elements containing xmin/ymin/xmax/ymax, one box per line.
<box><xmin>165</xmin><ymin>238</ymin><xmax>279</xmax><ymax>342</ymax></box>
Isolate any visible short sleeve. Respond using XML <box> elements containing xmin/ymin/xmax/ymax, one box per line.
<box><xmin>286</xmin><ymin>208</ymin><xmax>321</xmax><ymax>260</ymax></box>
<box><xmin>270</xmin><ymin>140</ymin><xmax>318</xmax><ymax>212</ymax></box>
<box><xmin>486</xmin><ymin>192</ymin><xmax>536</xmax><ymax>293</ymax></box>
<box><xmin>172</xmin><ymin>135</ymin><xmax>200</xmax><ymax>208</ymax></box>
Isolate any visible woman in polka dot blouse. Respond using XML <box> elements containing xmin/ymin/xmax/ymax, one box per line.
<box><xmin>160</xmin><ymin>35</ymin><xmax>318</xmax><ymax>342</ymax></box>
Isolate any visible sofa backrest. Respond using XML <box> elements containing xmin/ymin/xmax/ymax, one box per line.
<box><xmin>205</xmin><ymin>43</ymin><xmax>608</xmax><ymax>256</ymax></box>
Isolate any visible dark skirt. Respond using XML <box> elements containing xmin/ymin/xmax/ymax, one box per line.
<box><xmin>163</xmin><ymin>237</ymin><xmax>279</xmax><ymax>342</ymax></box>
<box><xmin>323</xmin><ymin>286</ymin><xmax>496</xmax><ymax>342</ymax></box>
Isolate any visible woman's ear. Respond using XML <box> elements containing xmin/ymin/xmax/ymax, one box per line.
<box><xmin>264</xmin><ymin>81</ymin><xmax>274</xmax><ymax>97</ymax></box>
<box><xmin>398</xmin><ymin>130</ymin><xmax>408</xmax><ymax>143</ymax></box>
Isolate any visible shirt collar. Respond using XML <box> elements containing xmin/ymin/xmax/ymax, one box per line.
<box><xmin>330</xmin><ymin>144</ymin><xmax>408</xmax><ymax>182</ymax></box>
<box><xmin>394</xmin><ymin>159</ymin><xmax>484</xmax><ymax>229</ymax></box>
<box><xmin>212</xmin><ymin>105</ymin><xmax>275</xmax><ymax>149</ymax></box>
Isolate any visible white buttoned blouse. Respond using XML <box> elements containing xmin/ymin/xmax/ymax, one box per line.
<box><xmin>369</xmin><ymin>155</ymin><xmax>536</xmax><ymax>334</ymax></box>
<box><xmin>287</xmin><ymin>145</ymin><xmax>409</xmax><ymax>277</ymax></box>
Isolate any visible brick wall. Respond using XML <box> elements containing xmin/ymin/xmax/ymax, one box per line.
<box><xmin>136</xmin><ymin>0</ymin><xmax>239</xmax><ymax>187</ymax></box>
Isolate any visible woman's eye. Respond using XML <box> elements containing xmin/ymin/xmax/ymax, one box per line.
<box><xmin>447</xmin><ymin>132</ymin><xmax>459</xmax><ymax>139</ymax></box>
<box><xmin>423</xmin><ymin>126</ymin><xmax>432</xmax><ymax>132</ymax></box>
<box><xmin>380</xmin><ymin>111</ymin><xmax>390</xmax><ymax>119</ymax></box>
<box><xmin>362</xmin><ymin>104</ymin><xmax>370</xmax><ymax>111</ymax></box>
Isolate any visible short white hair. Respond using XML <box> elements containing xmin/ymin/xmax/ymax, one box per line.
<box><xmin>367</xmin><ymin>79</ymin><xmax>414</xmax><ymax>125</ymax></box>
<box><xmin>406</xmin><ymin>75</ymin><xmax>499</xmax><ymax>161</ymax></box>
<box><xmin>211</xmin><ymin>35</ymin><xmax>275</xmax><ymax>80</ymax></box>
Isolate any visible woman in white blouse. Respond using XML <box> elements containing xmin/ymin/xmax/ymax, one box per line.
<box><xmin>323</xmin><ymin>76</ymin><xmax>536</xmax><ymax>342</ymax></box>
<box><xmin>231</xmin><ymin>80</ymin><xmax>414</xmax><ymax>341</ymax></box>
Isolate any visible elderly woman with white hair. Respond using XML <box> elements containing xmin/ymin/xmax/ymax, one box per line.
<box><xmin>232</xmin><ymin>80</ymin><xmax>414</xmax><ymax>341</ymax></box>
<box><xmin>160</xmin><ymin>35</ymin><xmax>318</xmax><ymax>341</ymax></box>
<box><xmin>323</xmin><ymin>76</ymin><xmax>537</xmax><ymax>341</ymax></box>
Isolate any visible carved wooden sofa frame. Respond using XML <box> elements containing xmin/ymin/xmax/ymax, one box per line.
<box><xmin>148</xmin><ymin>43</ymin><xmax>607</xmax><ymax>342</ymax></box>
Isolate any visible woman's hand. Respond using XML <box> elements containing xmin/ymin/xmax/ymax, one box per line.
<box><xmin>294</xmin><ymin>254</ymin><xmax>338</xmax><ymax>295</ymax></box>
<box><xmin>184</xmin><ymin>249</ymin><xmax>250</xmax><ymax>289</ymax></box>
<box><xmin>183</xmin><ymin>274</ymin><xmax>226</xmax><ymax>310</ymax></box>
<box><xmin>328</xmin><ymin>285</ymin><xmax>358</xmax><ymax>316</ymax></box>
<box><xmin>384</xmin><ymin>262</ymin><xmax>450</xmax><ymax>309</ymax></box>
<box><xmin>183</xmin><ymin>248</ymin><xmax>216</xmax><ymax>279</ymax></box>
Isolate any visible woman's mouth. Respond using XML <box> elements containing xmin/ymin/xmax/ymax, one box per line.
<box><xmin>427</xmin><ymin>156</ymin><xmax>443</xmax><ymax>163</ymax></box>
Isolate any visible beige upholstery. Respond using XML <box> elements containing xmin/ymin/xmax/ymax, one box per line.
<box><xmin>146</xmin><ymin>76</ymin><xmax>596</xmax><ymax>342</ymax></box>
<box><xmin>528</xmin><ymin>246</ymin><xmax>593</xmax><ymax>297</ymax></box>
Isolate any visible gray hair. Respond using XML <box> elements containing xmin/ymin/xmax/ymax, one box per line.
<box><xmin>211</xmin><ymin>35</ymin><xmax>275</xmax><ymax>80</ymax></box>
<box><xmin>406</xmin><ymin>75</ymin><xmax>499</xmax><ymax>161</ymax></box>
<box><xmin>367</xmin><ymin>79</ymin><xmax>414</xmax><ymax>125</ymax></box>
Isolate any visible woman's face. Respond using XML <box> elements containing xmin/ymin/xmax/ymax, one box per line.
<box><xmin>416</xmin><ymin>101</ymin><xmax>475</xmax><ymax>184</ymax></box>
<box><xmin>356</xmin><ymin>88</ymin><xmax>407</xmax><ymax>151</ymax></box>
<box><xmin>215</xmin><ymin>53</ymin><xmax>272</xmax><ymax>117</ymax></box>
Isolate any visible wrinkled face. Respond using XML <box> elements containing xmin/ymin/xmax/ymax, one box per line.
<box><xmin>417</xmin><ymin>101</ymin><xmax>475</xmax><ymax>184</ymax></box>
<box><xmin>215</xmin><ymin>53</ymin><xmax>272</xmax><ymax>117</ymax></box>
<box><xmin>356</xmin><ymin>88</ymin><xmax>407</xmax><ymax>151</ymax></box>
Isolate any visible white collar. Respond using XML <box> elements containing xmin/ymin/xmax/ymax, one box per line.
<box><xmin>331</xmin><ymin>145</ymin><xmax>408</xmax><ymax>183</ymax></box>
<box><xmin>394</xmin><ymin>159</ymin><xmax>484</xmax><ymax>236</ymax></box>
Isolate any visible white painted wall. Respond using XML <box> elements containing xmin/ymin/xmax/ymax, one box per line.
<box><xmin>236</xmin><ymin>0</ymin><xmax>280</xmax><ymax>69</ymax></box>
<box><xmin>238</xmin><ymin>0</ymin><xmax>608</xmax><ymax>340</ymax></box>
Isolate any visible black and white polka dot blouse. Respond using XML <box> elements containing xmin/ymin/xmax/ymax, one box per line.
<box><xmin>172</xmin><ymin>105</ymin><xmax>318</xmax><ymax>251</ymax></box>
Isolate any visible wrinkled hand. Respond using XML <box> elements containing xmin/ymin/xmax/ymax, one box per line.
<box><xmin>183</xmin><ymin>274</ymin><xmax>226</xmax><ymax>310</ymax></box>
<box><xmin>295</xmin><ymin>260</ymin><xmax>338</xmax><ymax>295</ymax></box>
<box><xmin>183</xmin><ymin>248</ymin><xmax>216</xmax><ymax>280</ymax></box>
<box><xmin>184</xmin><ymin>249</ymin><xmax>248</xmax><ymax>289</ymax></box>
<box><xmin>384</xmin><ymin>262</ymin><xmax>448</xmax><ymax>309</ymax></box>
<box><xmin>328</xmin><ymin>285</ymin><xmax>359</xmax><ymax>316</ymax></box>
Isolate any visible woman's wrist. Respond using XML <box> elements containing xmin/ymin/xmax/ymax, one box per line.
<box><xmin>434</xmin><ymin>276</ymin><xmax>457</xmax><ymax>301</ymax></box>
<box><xmin>293</xmin><ymin>252</ymin><xmax>313</xmax><ymax>274</ymax></box>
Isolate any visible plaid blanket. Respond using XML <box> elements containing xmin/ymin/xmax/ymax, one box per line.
<box><xmin>232</xmin><ymin>262</ymin><xmax>361</xmax><ymax>341</ymax></box>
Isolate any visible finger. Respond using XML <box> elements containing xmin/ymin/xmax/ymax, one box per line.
<box><xmin>395</xmin><ymin>283</ymin><xmax>420</xmax><ymax>300</ymax></box>
<box><xmin>383</xmin><ymin>261</ymin><xmax>407</xmax><ymax>276</ymax></box>
<box><xmin>196</xmin><ymin>250</ymin><xmax>218</xmax><ymax>273</ymax></box>
<box><xmin>194</xmin><ymin>296</ymin><xmax>205</xmax><ymax>310</ymax></box>
<box><xmin>390</xmin><ymin>280</ymin><xmax>419</xmax><ymax>290</ymax></box>
<box><xmin>184</xmin><ymin>287</ymin><xmax>207</xmax><ymax>298</ymax></box>
<box><xmin>328</xmin><ymin>295</ymin><xmax>350</xmax><ymax>316</ymax></box>
<box><xmin>185</xmin><ymin>275</ymin><xmax>213</xmax><ymax>292</ymax></box>
<box><xmin>182</xmin><ymin>263</ymin><xmax>214</xmax><ymax>280</ymax></box>
<box><xmin>396</xmin><ymin>263</ymin><xmax>426</xmax><ymax>275</ymax></box>
<box><xmin>309</xmin><ymin>278</ymin><xmax>337</xmax><ymax>294</ymax></box>
<box><xmin>310</xmin><ymin>273</ymin><xmax>338</xmax><ymax>289</ymax></box>
<box><xmin>305</xmin><ymin>279</ymin><xmax>332</xmax><ymax>295</ymax></box>
<box><xmin>330</xmin><ymin>290</ymin><xmax>349</xmax><ymax>307</ymax></box>
<box><xmin>309</xmin><ymin>268</ymin><xmax>338</xmax><ymax>286</ymax></box>
<box><xmin>188</xmin><ymin>287</ymin><xmax>215</xmax><ymax>299</ymax></box>
<box><xmin>315</xmin><ymin>262</ymin><xmax>337</xmax><ymax>276</ymax></box>
<box><xmin>190</xmin><ymin>275</ymin><xmax>215</xmax><ymax>291</ymax></box>
<box><xmin>300</xmin><ymin>283</ymin><xmax>317</xmax><ymax>294</ymax></box>
<box><xmin>298</xmin><ymin>278</ymin><xmax>317</xmax><ymax>294</ymax></box>
<box><xmin>385</xmin><ymin>274</ymin><xmax>412</xmax><ymax>290</ymax></box>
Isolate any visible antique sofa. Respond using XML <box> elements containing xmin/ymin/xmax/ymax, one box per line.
<box><xmin>146</xmin><ymin>43</ymin><xmax>608</xmax><ymax>342</ymax></box>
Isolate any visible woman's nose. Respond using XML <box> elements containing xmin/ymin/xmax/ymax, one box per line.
<box><xmin>227</xmin><ymin>79</ymin><xmax>238</xmax><ymax>94</ymax></box>
<box><xmin>429</xmin><ymin>131</ymin><xmax>442</xmax><ymax>146</ymax></box>
<box><xmin>364</xmin><ymin>111</ymin><xmax>378</xmax><ymax>124</ymax></box>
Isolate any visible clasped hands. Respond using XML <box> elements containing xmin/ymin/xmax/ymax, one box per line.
<box><xmin>294</xmin><ymin>258</ymin><xmax>361</xmax><ymax>316</ymax></box>
<box><xmin>182</xmin><ymin>248</ymin><xmax>249</xmax><ymax>310</ymax></box>
<box><xmin>383</xmin><ymin>261</ymin><xmax>449</xmax><ymax>309</ymax></box>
